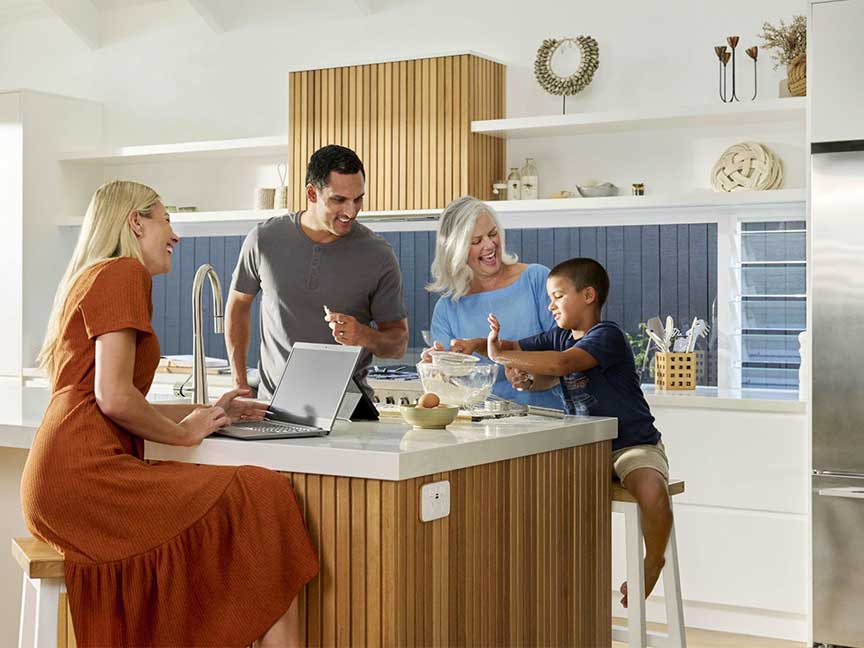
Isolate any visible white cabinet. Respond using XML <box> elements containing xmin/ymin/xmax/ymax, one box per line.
<box><xmin>0</xmin><ymin>90</ymin><xmax>102</xmax><ymax>423</ymax></box>
<box><xmin>810</xmin><ymin>0</ymin><xmax>864</xmax><ymax>143</ymax></box>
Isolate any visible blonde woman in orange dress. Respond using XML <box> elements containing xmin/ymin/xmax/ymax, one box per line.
<box><xmin>21</xmin><ymin>180</ymin><xmax>318</xmax><ymax>647</ymax></box>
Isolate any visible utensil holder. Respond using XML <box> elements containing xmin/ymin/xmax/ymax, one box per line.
<box><xmin>654</xmin><ymin>352</ymin><xmax>696</xmax><ymax>391</ymax></box>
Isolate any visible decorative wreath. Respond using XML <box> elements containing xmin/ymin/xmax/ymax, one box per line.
<box><xmin>534</xmin><ymin>36</ymin><xmax>600</xmax><ymax>96</ymax></box>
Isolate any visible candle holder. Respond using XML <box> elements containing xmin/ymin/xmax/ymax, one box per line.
<box><xmin>745</xmin><ymin>46</ymin><xmax>759</xmax><ymax>100</ymax></box>
<box><xmin>727</xmin><ymin>36</ymin><xmax>741</xmax><ymax>102</ymax></box>
<box><xmin>714</xmin><ymin>45</ymin><xmax>729</xmax><ymax>102</ymax></box>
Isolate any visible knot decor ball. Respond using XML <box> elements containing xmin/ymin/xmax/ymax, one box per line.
<box><xmin>711</xmin><ymin>142</ymin><xmax>784</xmax><ymax>192</ymax></box>
<box><xmin>534</xmin><ymin>36</ymin><xmax>599</xmax><ymax>97</ymax></box>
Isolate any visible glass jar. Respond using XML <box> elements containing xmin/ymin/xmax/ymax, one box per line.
<box><xmin>506</xmin><ymin>168</ymin><xmax>522</xmax><ymax>201</ymax></box>
<box><xmin>632</xmin><ymin>183</ymin><xmax>645</xmax><ymax>196</ymax></box>
<box><xmin>519</xmin><ymin>158</ymin><xmax>538</xmax><ymax>200</ymax></box>
<box><xmin>491</xmin><ymin>182</ymin><xmax>508</xmax><ymax>201</ymax></box>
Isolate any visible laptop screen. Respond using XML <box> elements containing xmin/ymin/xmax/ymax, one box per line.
<box><xmin>268</xmin><ymin>343</ymin><xmax>362</xmax><ymax>430</ymax></box>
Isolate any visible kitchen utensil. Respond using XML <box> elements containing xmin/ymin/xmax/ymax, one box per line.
<box><xmin>646</xmin><ymin>330</ymin><xmax>668</xmax><ymax>353</ymax></box>
<box><xmin>646</xmin><ymin>317</ymin><xmax>665</xmax><ymax>341</ymax></box>
<box><xmin>672</xmin><ymin>338</ymin><xmax>689</xmax><ymax>352</ymax></box>
<box><xmin>685</xmin><ymin>318</ymin><xmax>710</xmax><ymax>352</ymax></box>
<box><xmin>664</xmin><ymin>316</ymin><xmax>675</xmax><ymax>348</ymax></box>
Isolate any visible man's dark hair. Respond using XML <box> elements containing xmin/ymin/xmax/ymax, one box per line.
<box><xmin>305</xmin><ymin>145</ymin><xmax>365</xmax><ymax>190</ymax></box>
<box><xmin>549</xmin><ymin>257</ymin><xmax>610</xmax><ymax>309</ymax></box>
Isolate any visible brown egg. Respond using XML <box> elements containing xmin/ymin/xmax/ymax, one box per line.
<box><xmin>417</xmin><ymin>392</ymin><xmax>440</xmax><ymax>408</ymax></box>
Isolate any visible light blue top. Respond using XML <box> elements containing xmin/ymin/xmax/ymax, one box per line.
<box><xmin>430</xmin><ymin>264</ymin><xmax>565</xmax><ymax>410</ymax></box>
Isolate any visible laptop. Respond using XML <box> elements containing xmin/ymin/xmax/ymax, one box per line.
<box><xmin>217</xmin><ymin>342</ymin><xmax>363</xmax><ymax>440</ymax></box>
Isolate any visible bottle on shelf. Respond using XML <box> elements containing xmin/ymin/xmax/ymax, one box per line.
<box><xmin>506</xmin><ymin>167</ymin><xmax>522</xmax><ymax>201</ymax></box>
<box><xmin>519</xmin><ymin>158</ymin><xmax>539</xmax><ymax>200</ymax></box>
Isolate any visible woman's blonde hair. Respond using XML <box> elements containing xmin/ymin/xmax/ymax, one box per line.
<box><xmin>426</xmin><ymin>196</ymin><xmax>518</xmax><ymax>300</ymax></box>
<box><xmin>38</xmin><ymin>180</ymin><xmax>161</xmax><ymax>382</ymax></box>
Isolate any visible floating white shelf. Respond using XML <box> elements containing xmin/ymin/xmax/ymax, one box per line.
<box><xmin>471</xmin><ymin>98</ymin><xmax>806</xmax><ymax>139</ymax></box>
<box><xmin>58</xmin><ymin>189</ymin><xmax>806</xmax><ymax>232</ymax></box>
<box><xmin>59</xmin><ymin>135</ymin><xmax>290</xmax><ymax>164</ymax></box>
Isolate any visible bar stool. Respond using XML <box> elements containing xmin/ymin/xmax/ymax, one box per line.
<box><xmin>611</xmin><ymin>479</ymin><xmax>687</xmax><ymax>648</ymax></box>
<box><xmin>11</xmin><ymin>537</ymin><xmax>69</xmax><ymax>648</ymax></box>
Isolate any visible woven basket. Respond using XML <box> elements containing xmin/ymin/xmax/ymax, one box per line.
<box><xmin>787</xmin><ymin>54</ymin><xmax>806</xmax><ymax>97</ymax></box>
<box><xmin>711</xmin><ymin>142</ymin><xmax>784</xmax><ymax>192</ymax></box>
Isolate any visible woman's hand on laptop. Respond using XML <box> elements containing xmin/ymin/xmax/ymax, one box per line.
<box><xmin>214</xmin><ymin>388</ymin><xmax>270</xmax><ymax>425</ymax></box>
<box><xmin>178</xmin><ymin>406</ymin><xmax>230</xmax><ymax>446</ymax></box>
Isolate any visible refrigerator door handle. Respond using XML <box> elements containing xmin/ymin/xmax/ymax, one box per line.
<box><xmin>816</xmin><ymin>486</ymin><xmax>864</xmax><ymax>499</ymax></box>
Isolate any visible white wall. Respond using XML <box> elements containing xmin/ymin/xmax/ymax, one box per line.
<box><xmin>0</xmin><ymin>0</ymin><xmax>804</xmax><ymax>146</ymax></box>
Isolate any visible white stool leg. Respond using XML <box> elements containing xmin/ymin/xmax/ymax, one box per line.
<box><xmin>19</xmin><ymin>574</ymin><xmax>36</xmax><ymax>648</ymax></box>
<box><xmin>624</xmin><ymin>501</ymin><xmax>647</xmax><ymax>648</ymax></box>
<box><xmin>33</xmin><ymin>578</ymin><xmax>61</xmax><ymax>648</ymax></box>
<box><xmin>662</xmin><ymin>519</ymin><xmax>686</xmax><ymax>648</ymax></box>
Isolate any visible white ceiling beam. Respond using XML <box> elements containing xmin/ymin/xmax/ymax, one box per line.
<box><xmin>40</xmin><ymin>0</ymin><xmax>100</xmax><ymax>49</ymax></box>
<box><xmin>184</xmin><ymin>0</ymin><xmax>227</xmax><ymax>33</ymax></box>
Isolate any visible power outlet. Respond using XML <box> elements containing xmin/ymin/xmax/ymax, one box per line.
<box><xmin>420</xmin><ymin>480</ymin><xmax>450</xmax><ymax>522</ymax></box>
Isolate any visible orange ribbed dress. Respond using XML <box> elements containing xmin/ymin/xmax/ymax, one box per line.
<box><xmin>21</xmin><ymin>257</ymin><xmax>319</xmax><ymax>647</ymax></box>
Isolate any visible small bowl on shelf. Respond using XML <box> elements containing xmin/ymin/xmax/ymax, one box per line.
<box><xmin>576</xmin><ymin>183</ymin><xmax>618</xmax><ymax>198</ymax></box>
<box><xmin>399</xmin><ymin>404</ymin><xmax>460</xmax><ymax>429</ymax></box>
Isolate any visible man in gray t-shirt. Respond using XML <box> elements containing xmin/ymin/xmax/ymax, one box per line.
<box><xmin>226</xmin><ymin>145</ymin><xmax>408</xmax><ymax>401</ymax></box>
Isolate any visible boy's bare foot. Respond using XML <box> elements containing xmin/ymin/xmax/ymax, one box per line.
<box><xmin>619</xmin><ymin>558</ymin><xmax>666</xmax><ymax>608</ymax></box>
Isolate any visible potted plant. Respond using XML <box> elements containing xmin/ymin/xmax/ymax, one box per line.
<box><xmin>759</xmin><ymin>15</ymin><xmax>807</xmax><ymax>97</ymax></box>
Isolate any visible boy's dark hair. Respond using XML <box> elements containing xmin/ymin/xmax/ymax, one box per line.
<box><xmin>549</xmin><ymin>257</ymin><xmax>610</xmax><ymax>308</ymax></box>
<box><xmin>305</xmin><ymin>145</ymin><xmax>365</xmax><ymax>189</ymax></box>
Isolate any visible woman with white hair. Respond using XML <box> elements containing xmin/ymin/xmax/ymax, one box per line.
<box><xmin>426</xmin><ymin>196</ymin><xmax>564</xmax><ymax>409</ymax></box>
<box><xmin>21</xmin><ymin>180</ymin><xmax>318</xmax><ymax>647</ymax></box>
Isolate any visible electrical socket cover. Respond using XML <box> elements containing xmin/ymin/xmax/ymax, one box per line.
<box><xmin>420</xmin><ymin>480</ymin><xmax>450</xmax><ymax>522</ymax></box>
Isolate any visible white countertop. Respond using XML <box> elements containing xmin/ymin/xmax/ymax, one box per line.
<box><xmin>145</xmin><ymin>415</ymin><xmax>617</xmax><ymax>481</ymax></box>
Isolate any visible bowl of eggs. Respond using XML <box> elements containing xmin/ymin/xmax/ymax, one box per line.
<box><xmin>399</xmin><ymin>392</ymin><xmax>459</xmax><ymax>429</ymax></box>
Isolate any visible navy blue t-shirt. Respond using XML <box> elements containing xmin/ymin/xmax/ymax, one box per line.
<box><xmin>519</xmin><ymin>321</ymin><xmax>660</xmax><ymax>451</ymax></box>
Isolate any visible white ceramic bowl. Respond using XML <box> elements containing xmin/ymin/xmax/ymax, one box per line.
<box><xmin>576</xmin><ymin>183</ymin><xmax>618</xmax><ymax>198</ymax></box>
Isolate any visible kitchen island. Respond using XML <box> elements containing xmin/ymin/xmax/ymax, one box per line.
<box><xmin>147</xmin><ymin>414</ymin><xmax>617</xmax><ymax>647</ymax></box>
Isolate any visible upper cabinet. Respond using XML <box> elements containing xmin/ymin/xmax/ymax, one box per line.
<box><xmin>810</xmin><ymin>0</ymin><xmax>864</xmax><ymax>143</ymax></box>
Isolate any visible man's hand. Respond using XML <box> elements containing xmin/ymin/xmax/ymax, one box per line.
<box><xmin>487</xmin><ymin>313</ymin><xmax>504</xmax><ymax>363</ymax></box>
<box><xmin>506</xmin><ymin>367</ymin><xmax>534</xmax><ymax>391</ymax></box>
<box><xmin>325</xmin><ymin>311</ymin><xmax>368</xmax><ymax>346</ymax></box>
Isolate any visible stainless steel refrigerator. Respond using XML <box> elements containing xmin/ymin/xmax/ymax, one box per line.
<box><xmin>812</xmin><ymin>143</ymin><xmax>864</xmax><ymax>648</ymax></box>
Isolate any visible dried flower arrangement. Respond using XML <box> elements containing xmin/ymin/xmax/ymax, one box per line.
<box><xmin>759</xmin><ymin>15</ymin><xmax>807</xmax><ymax>70</ymax></box>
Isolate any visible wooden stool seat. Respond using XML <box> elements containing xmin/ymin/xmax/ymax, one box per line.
<box><xmin>12</xmin><ymin>537</ymin><xmax>69</xmax><ymax>648</ymax></box>
<box><xmin>611</xmin><ymin>479</ymin><xmax>687</xmax><ymax>647</ymax></box>
<box><xmin>12</xmin><ymin>537</ymin><xmax>64</xmax><ymax>578</ymax></box>
<box><xmin>612</xmin><ymin>478</ymin><xmax>685</xmax><ymax>503</ymax></box>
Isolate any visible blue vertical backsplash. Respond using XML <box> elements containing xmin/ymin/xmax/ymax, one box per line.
<box><xmin>152</xmin><ymin>223</ymin><xmax>718</xmax><ymax>384</ymax></box>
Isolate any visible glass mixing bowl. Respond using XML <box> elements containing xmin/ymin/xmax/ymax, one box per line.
<box><xmin>416</xmin><ymin>361</ymin><xmax>498</xmax><ymax>406</ymax></box>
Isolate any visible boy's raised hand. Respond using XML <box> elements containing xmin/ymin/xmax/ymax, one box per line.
<box><xmin>487</xmin><ymin>313</ymin><xmax>503</xmax><ymax>362</ymax></box>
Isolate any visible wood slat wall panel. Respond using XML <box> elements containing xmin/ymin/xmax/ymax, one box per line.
<box><xmin>283</xmin><ymin>442</ymin><xmax>610</xmax><ymax>647</ymax></box>
<box><xmin>288</xmin><ymin>54</ymin><xmax>504</xmax><ymax>211</ymax></box>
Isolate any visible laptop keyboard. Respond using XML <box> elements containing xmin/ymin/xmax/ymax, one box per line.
<box><xmin>237</xmin><ymin>421</ymin><xmax>319</xmax><ymax>435</ymax></box>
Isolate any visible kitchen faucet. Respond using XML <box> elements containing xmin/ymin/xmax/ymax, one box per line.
<box><xmin>192</xmin><ymin>264</ymin><xmax>224</xmax><ymax>405</ymax></box>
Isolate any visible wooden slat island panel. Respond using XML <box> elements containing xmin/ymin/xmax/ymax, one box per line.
<box><xmin>283</xmin><ymin>441</ymin><xmax>611</xmax><ymax>647</ymax></box>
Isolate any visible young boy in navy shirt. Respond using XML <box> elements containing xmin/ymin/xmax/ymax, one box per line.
<box><xmin>485</xmin><ymin>257</ymin><xmax>672</xmax><ymax>608</ymax></box>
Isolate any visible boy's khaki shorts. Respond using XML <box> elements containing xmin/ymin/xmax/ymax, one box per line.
<box><xmin>612</xmin><ymin>440</ymin><xmax>669</xmax><ymax>482</ymax></box>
